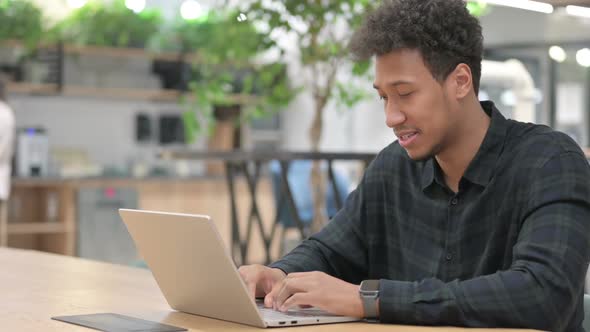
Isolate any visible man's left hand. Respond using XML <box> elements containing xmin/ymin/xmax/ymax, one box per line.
<box><xmin>265</xmin><ymin>271</ymin><xmax>364</xmax><ymax>318</ymax></box>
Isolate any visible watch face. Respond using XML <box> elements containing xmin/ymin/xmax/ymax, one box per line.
<box><xmin>361</xmin><ymin>280</ymin><xmax>380</xmax><ymax>292</ymax></box>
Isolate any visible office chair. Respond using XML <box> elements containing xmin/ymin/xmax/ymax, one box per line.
<box><xmin>268</xmin><ymin>160</ymin><xmax>350</xmax><ymax>254</ymax></box>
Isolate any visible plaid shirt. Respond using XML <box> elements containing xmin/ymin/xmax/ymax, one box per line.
<box><xmin>270</xmin><ymin>101</ymin><xmax>590</xmax><ymax>332</ymax></box>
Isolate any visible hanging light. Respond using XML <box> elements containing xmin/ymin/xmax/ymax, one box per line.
<box><xmin>180</xmin><ymin>0</ymin><xmax>203</xmax><ymax>21</ymax></box>
<box><xmin>478</xmin><ymin>90</ymin><xmax>490</xmax><ymax>101</ymax></box>
<box><xmin>548</xmin><ymin>46</ymin><xmax>567</xmax><ymax>63</ymax></box>
<box><xmin>476</xmin><ymin>0</ymin><xmax>553</xmax><ymax>14</ymax></box>
<box><xmin>500</xmin><ymin>90</ymin><xmax>517</xmax><ymax>107</ymax></box>
<box><xmin>125</xmin><ymin>0</ymin><xmax>146</xmax><ymax>14</ymax></box>
<box><xmin>566</xmin><ymin>5</ymin><xmax>590</xmax><ymax>19</ymax></box>
<box><xmin>576</xmin><ymin>48</ymin><xmax>590</xmax><ymax>68</ymax></box>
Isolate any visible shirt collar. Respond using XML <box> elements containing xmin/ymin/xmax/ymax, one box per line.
<box><xmin>421</xmin><ymin>101</ymin><xmax>508</xmax><ymax>191</ymax></box>
<box><xmin>421</xmin><ymin>158</ymin><xmax>435</xmax><ymax>191</ymax></box>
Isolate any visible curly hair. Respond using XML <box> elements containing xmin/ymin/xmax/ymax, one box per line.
<box><xmin>350</xmin><ymin>0</ymin><xmax>484</xmax><ymax>94</ymax></box>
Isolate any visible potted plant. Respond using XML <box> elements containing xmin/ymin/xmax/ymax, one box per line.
<box><xmin>242</xmin><ymin>0</ymin><xmax>376</xmax><ymax>231</ymax></box>
<box><xmin>0</xmin><ymin>0</ymin><xmax>43</xmax><ymax>49</ymax></box>
<box><xmin>51</xmin><ymin>0</ymin><xmax>162</xmax><ymax>48</ymax></box>
<box><xmin>0</xmin><ymin>0</ymin><xmax>44</xmax><ymax>81</ymax></box>
<box><xmin>154</xmin><ymin>10</ymin><xmax>296</xmax><ymax>154</ymax></box>
<box><xmin>47</xmin><ymin>0</ymin><xmax>164</xmax><ymax>89</ymax></box>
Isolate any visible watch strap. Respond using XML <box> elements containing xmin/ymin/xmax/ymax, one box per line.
<box><xmin>361</xmin><ymin>295</ymin><xmax>379</xmax><ymax>319</ymax></box>
<box><xmin>360</xmin><ymin>280</ymin><xmax>380</xmax><ymax>319</ymax></box>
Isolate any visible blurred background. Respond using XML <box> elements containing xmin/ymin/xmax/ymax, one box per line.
<box><xmin>0</xmin><ymin>0</ymin><xmax>589</xmax><ymax>267</ymax></box>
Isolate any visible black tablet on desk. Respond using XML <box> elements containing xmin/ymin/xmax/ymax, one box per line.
<box><xmin>52</xmin><ymin>313</ymin><xmax>187</xmax><ymax>332</ymax></box>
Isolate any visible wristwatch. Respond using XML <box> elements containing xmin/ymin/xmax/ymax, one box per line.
<box><xmin>359</xmin><ymin>279</ymin><xmax>380</xmax><ymax>321</ymax></box>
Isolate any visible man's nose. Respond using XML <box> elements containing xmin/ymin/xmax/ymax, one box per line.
<box><xmin>385</xmin><ymin>104</ymin><xmax>406</xmax><ymax>128</ymax></box>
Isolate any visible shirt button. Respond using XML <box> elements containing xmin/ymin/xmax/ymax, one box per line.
<box><xmin>450</xmin><ymin>198</ymin><xmax>458</xmax><ymax>205</ymax></box>
<box><xmin>445</xmin><ymin>253</ymin><xmax>453</xmax><ymax>261</ymax></box>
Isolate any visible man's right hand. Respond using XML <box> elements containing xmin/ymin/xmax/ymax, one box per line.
<box><xmin>238</xmin><ymin>264</ymin><xmax>286</xmax><ymax>308</ymax></box>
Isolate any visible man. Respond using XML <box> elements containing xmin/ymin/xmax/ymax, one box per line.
<box><xmin>0</xmin><ymin>76</ymin><xmax>15</xmax><ymax>246</ymax></box>
<box><xmin>239</xmin><ymin>0</ymin><xmax>590</xmax><ymax>330</ymax></box>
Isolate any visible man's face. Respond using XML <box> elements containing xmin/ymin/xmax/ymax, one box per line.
<box><xmin>373</xmin><ymin>49</ymin><xmax>457</xmax><ymax>161</ymax></box>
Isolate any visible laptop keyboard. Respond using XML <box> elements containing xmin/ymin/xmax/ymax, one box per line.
<box><xmin>257</xmin><ymin>302</ymin><xmax>340</xmax><ymax>319</ymax></box>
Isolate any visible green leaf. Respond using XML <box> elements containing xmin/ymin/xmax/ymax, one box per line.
<box><xmin>0</xmin><ymin>0</ymin><xmax>43</xmax><ymax>50</ymax></box>
<box><xmin>466</xmin><ymin>1</ymin><xmax>490</xmax><ymax>17</ymax></box>
<box><xmin>352</xmin><ymin>60</ymin><xmax>371</xmax><ymax>76</ymax></box>
<box><xmin>182</xmin><ymin>111</ymin><xmax>199</xmax><ymax>144</ymax></box>
<box><xmin>53</xmin><ymin>0</ymin><xmax>162</xmax><ymax>48</ymax></box>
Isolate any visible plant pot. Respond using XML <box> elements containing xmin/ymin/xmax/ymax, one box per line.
<box><xmin>207</xmin><ymin>104</ymin><xmax>242</xmax><ymax>175</ymax></box>
<box><xmin>151</xmin><ymin>58</ymin><xmax>191</xmax><ymax>90</ymax></box>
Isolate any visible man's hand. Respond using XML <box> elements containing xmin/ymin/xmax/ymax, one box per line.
<box><xmin>238</xmin><ymin>264</ymin><xmax>286</xmax><ymax>301</ymax></box>
<box><xmin>266</xmin><ymin>271</ymin><xmax>364</xmax><ymax>318</ymax></box>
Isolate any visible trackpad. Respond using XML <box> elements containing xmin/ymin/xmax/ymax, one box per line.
<box><xmin>52</xmin><ymin>313</ymin><xmax>187</xmax><ymax>332</ymax></box>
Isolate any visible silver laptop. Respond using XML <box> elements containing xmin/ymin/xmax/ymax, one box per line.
<box><xmin>119</xmin><ymin>209</ymin><xmax>360</xmax><ymax>328</ymax></box>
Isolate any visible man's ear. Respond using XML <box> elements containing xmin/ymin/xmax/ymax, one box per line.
<box><xmin>449</xmin><ymin>63</ymin><xmax>473</xmax><ymax>99</ymax></box>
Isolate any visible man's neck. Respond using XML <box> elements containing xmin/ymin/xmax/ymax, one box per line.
<box><xmin>435</xmin><ymin>100</ymin><xmax>490</xmax><ymax>193</ymax></box>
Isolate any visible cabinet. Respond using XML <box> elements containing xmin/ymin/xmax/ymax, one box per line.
<box><xmin>4</xmin><ymin>179</ymin><xmax>76</xmax><ymax>255</ymax></box>
<box><xmin>3</xmin><ymin>177</ymin><xmax>278</xmax><ymax>264</ymax></box>
<box><xmin>77</xmin><ymin>187</ymin><xmax>138</xmax><ymax>265</ymax></box>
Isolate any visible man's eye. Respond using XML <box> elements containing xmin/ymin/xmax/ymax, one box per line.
<box><xmin>379</xmin><ymin>96</ymin><xmax>388</xmax><ymax>101</ymax></box>
<box><xmin>399</xmin><ymin>92</ymin><xmax>413</xmax><ymax>97</ymax></box>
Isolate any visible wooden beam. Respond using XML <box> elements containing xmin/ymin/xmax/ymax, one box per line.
<box><xmin>7</xmin><ymin>222</ymin><xmax>70</xmax><ymax>234</ymax></box>
<box><xmin>6</xmin><ymin>82</ymin><xmax>59</xmax><ymax>95</ymax></box>
<box><xmin>63</xmin><ymin>86</ymin><xmax>181</xmax><ymax>102</ymax></box>
<box><xmin>64</xmin><ymin>44</ymin><xmax>202</xmax><ymax>63</ymax></box>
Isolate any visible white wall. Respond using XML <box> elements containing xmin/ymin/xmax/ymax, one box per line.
<box><xmin>279</xmin><ymin>68</ymin><xmax>391</xmax><ymax>153</ymax></box>
<box><xmin>275</xmin><ymin>20</ymin><xmax>393</xmax><ymax>154</ymax></box>
<box><xmin>9</xmin><ymin>95</ymin><xmax>190</xmax><ymax>168</ymax></box>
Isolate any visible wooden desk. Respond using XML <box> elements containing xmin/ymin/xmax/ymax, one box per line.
<box><xmin>0</xmin><ymin>248</ymin><xmax>539</xmax><ymax>332</ymax></box>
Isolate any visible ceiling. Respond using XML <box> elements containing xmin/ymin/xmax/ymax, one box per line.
<box><xmin>539</xmin><ymin>0</ymin><xmax>590</xmax><ymax>6</ymax></box>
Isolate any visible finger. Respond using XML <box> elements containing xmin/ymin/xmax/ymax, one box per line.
<box><xmin>237</xmin><ymin>267</ymin><xmax>247</xmax><ymax>281</ymax></box>
<box><xmin>247</xmin><ymin>280</ymin><xmax>256</xmax><ymax>300</ymax></box>
<box><xmin>263</xmin><ymin>272</ymin><xmax>275</xmax><ymax>294</ymax></box>
<box><xmin>238</xmin><ymin>268</ymin><xmax>250</xmax><ymax>290</ymax></box>
<box><xmin>274</xmin><ymin>277</ymin><xmax>310</xmax><ymax>310</ymax></box>
<box><xmin>273</xmin><ymin>279</ymin><xmax>291</xmax><ymax>310</ymax></box>
<box><xmin>264</xmin><ymin>293</ymin><xmax>273</xmax><ymax>308</ymax></box>
<box><xmin>265</xmin><ymin>279</ymin><xmax>284</xmax><ymax>308</ymax></box>
<box><xmin>280</xmin><ymin>293</ymin><xmax>314</xmax><ymax>312</ymax></box>
<box><xmin>238</xmin><ymin>268</ymin><xmax>257</xmax><ymax>299</ymax></box>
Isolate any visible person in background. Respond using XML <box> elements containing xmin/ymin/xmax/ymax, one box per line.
<box><xmin>238</xmin><ymin>0</ymin><xmax>590</xmax><ymax>331</ymax></box>
<box><xmin>0</xmin><ymin>76</ymin><xmax>15</xmax><ymax>246</ymax></box>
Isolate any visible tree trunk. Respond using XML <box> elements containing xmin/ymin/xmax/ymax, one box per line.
<box><xmin>307</xmin><ymin>59</ymin><xmax>338</xmax><ymax>234</ymax></box>
<box><xmin>309</xmin><ymin>96</ymin><xmax>328</xmax><ymax>234</ymax></box>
